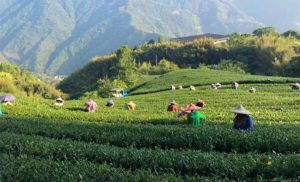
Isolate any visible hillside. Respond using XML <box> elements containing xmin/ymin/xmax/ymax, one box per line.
<box><xmin>1</xmin><ymin>59</ymin><xmax>300</xmax><ymax>180</ymax></box>
<box><xmin>0</xmin><ymin>62</ymin><xmax>61</xmax><ymax>98</ymax></box>
<box><xmin>130</xmin><ymin>68</ymin><xmax>300</xmax><ymax>94</ymax></box>
<box><xmin>0</xmin><ymin>0</ymin><xmax>266</xmax><ymax>75</ymax></box>
<box><xmin>1</xmin><ymin>79</ymin><xmax>299</xmax><ymax>180</ymax></box>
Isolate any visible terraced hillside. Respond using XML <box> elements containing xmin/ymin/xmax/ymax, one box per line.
<box><xmin>130</xmin><ymin>68</ymin><xmax>300</xmax><ymax>94</ymax></box>
<box><xmin>0</xmin><ymin>71</ymin><xmax>299</xmax><ymax>180</ymax></box>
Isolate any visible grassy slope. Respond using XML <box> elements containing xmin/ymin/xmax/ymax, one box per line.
<box><xmin>1</xmin><ymin>70</ymin><xmax>300</xmax><ymax>180</ymax></box>
<box><xmin>130</xmin><ymin>68</ymin><xmax>300</xmax><ymax>94</ymax></box>
<box><xmin>4</xmin><ymin>83</ymin><xmax>300</xmax><ymax>124</ymax></box>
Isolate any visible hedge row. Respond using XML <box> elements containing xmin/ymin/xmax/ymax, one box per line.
<box><xmin>0</xmin><ymin>117</ymin><xmax>299</xmax><ymax>153</ymax></box>
<box><xmin>130</xmin><ymin>79</ymin><xmax>298</xmax><ymax>95</ymax></box>
<box><xmin>0</xmin><ymin>154</ymin><xmax>192</xmax><ymax>182</ymax></box>
<box><xmin>0</xmin><ymin>132</ymin><xmax>299</xmax><ymax>180</ymax></box>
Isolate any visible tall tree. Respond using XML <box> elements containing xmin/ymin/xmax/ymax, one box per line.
<box><xmin>253</xmin><ymin>27</ymin><xmax>279</xmax><ymax>36</ymax></box>
<box><xmin>254</xmin><ymin>35</ymin><xmax>296</xmax><ymax>75</ymax></box>
<box><xmin>114</xmin><ymin>46</ymin><xmax>138</xmax><ymax>86</ymax></box>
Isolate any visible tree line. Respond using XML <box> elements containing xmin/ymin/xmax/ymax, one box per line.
<box><xmin>58</xmin><ymin>27</ymin><xmax>300</xmax><ymax>98</ymax></box>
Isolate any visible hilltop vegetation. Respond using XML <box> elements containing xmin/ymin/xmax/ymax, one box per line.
<box><xmin>0</xmin><ymin>62</ymin><xmax>61</xmax><ymax>98</ymax></box>
<box><xmin>59</xmin><ymin>29</ymin><xmax>300</xmax><ymax>98</ymax></box>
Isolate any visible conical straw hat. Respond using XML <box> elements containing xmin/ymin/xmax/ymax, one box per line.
<box><xmin>231</xmin><ymin>105</ymin><xmax>250</xmax><ymax>115</ymax></box>
<box><xmin>170</xmin><ymin>100</ymin><xmax>177</xmax><ymax>105</ymax></box>
<box><xmin>127</xmin><ymin>101</ymin><xmax>136</xmax><ymax>106</ymax></box>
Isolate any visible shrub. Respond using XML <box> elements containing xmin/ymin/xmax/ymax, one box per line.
<box><xmin>211</xmin><ymin>59</ymin><xmax>247</xmax><ymax>74</ymax></box>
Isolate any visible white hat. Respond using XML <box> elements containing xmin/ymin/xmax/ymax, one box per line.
<box><xmin>55</xmin><ymin>97</ymin><xmax>64</xmax><ymax>102</ymax></box>
<box><xmin>231</xmin><ymin>105</ymin><xmax>250</xmax><ymax>115</ymax></box>
<box><xmin>170</xmin><ymin>100</ymin><xmax>177</xmax><ymax>105</ymax></box>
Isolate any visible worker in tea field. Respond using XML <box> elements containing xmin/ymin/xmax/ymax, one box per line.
<box><xmin>195</xmin><ymin>99</ymin><xmax>206</xmax><ymax>108</ymax></box>
<box><xmin>84</xmin><ymin>99</ymin><xmax>97</xmax><ymax>112</ymax></box>
<box><xmin>54</xmin><ymin>97</ymin><xmax>64</xmax><ymax>106</ymax></box>
<box><xmin>181</xmin><ymin>104</ymin><xmax>205</xmax><ymax>126</ymax></box>
<box><xmin>231</xmin><ymin>106</ymin><xmax>254</xmax><ymax>130</ymax></box>
<box><xmin>125</xmin><ymin>101</ymin><xmax>136</xmax><ymax>111</ymax></box>
<box><xmin>106</xmin><ymin>99</ymin><xmax>115</xmax><ymax>108</ymax></box>
<box><xmin>167</xmin><ymin>100</ymin><xmax>178</xmax><ymax>112</ymax></box>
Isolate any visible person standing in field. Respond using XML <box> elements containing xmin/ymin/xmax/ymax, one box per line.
<box><xmin>231</xmin><ymin>106</ymin><xmax>254</xmax><ymax>131</ymax></box>
<box><xmin>167</xmin><ymin>100</ymin><xmax>178</xmax><ymax>112</ymax></box>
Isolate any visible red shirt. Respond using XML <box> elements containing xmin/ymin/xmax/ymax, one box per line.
<box><xmin>168</xmin><ymin>104</ymin><xmax>178</xmax><ymax>112</ymax></box>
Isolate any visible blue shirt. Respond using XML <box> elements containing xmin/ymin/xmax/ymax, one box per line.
<box><xmin>233</xmin><ymin>114</ymin><xmax>254</xmax><ymax>130</ymax></box>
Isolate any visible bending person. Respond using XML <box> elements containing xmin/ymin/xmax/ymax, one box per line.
<box><xmin>231</xmin><ymin>106</ymin><xmax>254</xmax><ymax>131</ymax></box>
<box><xmin>182</xmin><ymin>103</ymin><xmax>205</xmax><ymax>126</ymax></box>
<box><xmin>167</xmin><ymin>100</ymin><xmax>178</xmax><ymax>112</ymax></box>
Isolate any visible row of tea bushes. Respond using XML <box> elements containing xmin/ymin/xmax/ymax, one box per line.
<box><xmin>0</xmin><ymin>117</ymin><xmax>299</xmax><ymax>153</ymax></box>
<box><xmin>0</xmin><ymin>132</ymin><xmax>299</xmax><ymax>180</ymax></box>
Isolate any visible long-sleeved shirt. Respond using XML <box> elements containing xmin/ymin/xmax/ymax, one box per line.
<box><xmin>233</xmin><ymin>114</ymin><xmax>254</xmax><ymax>130</ymax></box>
<box><xmin>187</xmin><ymin>110</ymin><xmax>205</xmax><ymax>126</ymax></box>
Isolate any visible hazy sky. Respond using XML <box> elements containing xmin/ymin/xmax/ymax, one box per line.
<box><xmin>232</xmin><ymin>0</ymin><xmax>300</xmax><ymax>31</ymax></box>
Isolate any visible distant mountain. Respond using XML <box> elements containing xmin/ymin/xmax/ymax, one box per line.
<box><xmin>0</xmin><ymin>0</ymin><xmax>298</xmax><ymax>75</ymax></box>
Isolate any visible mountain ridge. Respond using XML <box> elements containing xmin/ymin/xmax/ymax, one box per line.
<box><xmin>0</xmin><ymin>0</ymin><xmax>299</xmax><ymax>75</ymax></box>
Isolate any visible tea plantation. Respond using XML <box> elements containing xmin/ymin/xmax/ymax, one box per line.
<box><xmin>0</xmin><ymin>69</ymin><xmax>299</xmax><ymax>181</ymax></box>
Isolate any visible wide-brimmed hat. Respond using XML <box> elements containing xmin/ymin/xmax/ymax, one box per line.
<box><xmin>107</xmin><ymin>99</ymin><xmax>114</xmax><ymax>104</ymax></box>
<box><xmin>1</xmin><ymin>94</ymin><xmax>15</xmax><ymax>102</ymax></box>
<box><xmin>231</xmin><ymin>106</ymin><xmax>250</xmax><ymax>115</ymax></box>
<box><xmin>170</xmin><ymin>100</ymin><xmax>177</xmax><ymax>105</ymax></box>
<box><xmin>181</xmin><ymin>103</ymin><xmax>200</xmax><ymax>113</ymax></box>
<box><xmin>55</xmin><ymin>97</ymin><xmax>64</xmax><ymax>102</ymax></box>
<box><xmin>127</xmin><ymin>101</ymin><xmax>136</xmax><ymax>106</ymax></box>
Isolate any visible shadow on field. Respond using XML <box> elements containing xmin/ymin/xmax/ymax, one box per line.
<box><xmin>67</xmin><ymin>107</ymin><xmax>86</xmax><ymax>112</ymax></box>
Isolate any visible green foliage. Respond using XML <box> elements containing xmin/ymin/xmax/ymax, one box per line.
<box><xmin>157</xmin><ymin>59</ymin><xmax>179</xmax><ymax>73</ymax></box>
<box><xmin>130</xmin><ymin>68</ymin><xmax>299</xmax><ymax>94</ymax></box>
<box><xmin>147</xmin><ymin>39</ymin><xmax>156</xmax><ymax>44</ymax></box>
<box><xmin>60</xmin><ymin>29</ymin><xmax>300</xmax><ymax>98</ymax></box>
<box><xmin>254</xmin><ymin>35</ymin><xmax>296</xmax><ymax>75</ymax></box>
<box><xmin>0</xmin><ymin>72</ymin><xmax>17</xmax><ymax>94</ymax></box>
<box><xmin>253</xmin><ymin>27</ymin><xmax>279</xmax><ymax>36</ymax></box>
<box><xmin>1</xmin><ymin>76</ymin><xmax>300</xmax><ymax>180</ymax></box>
<box><xmin>0</xmin><ymin>62</ymin><xmax>61</xmax><ymax>98</ymax></box>
<box><xmin>283</xmin><ymin>56</ymin><xmax>300</xmax><ymax>77</ymax></box>
<box><xmin>138</xmin><ymin>62</ymin><xmax>152</xmax><ymax>74</ymax></box>
<box><xmin>211</xmin><ymin>59</ymin><xmax>246</xmax><ymax>74</ymax></box>
<box><xmin>97</xmin><ymin>77</ymin><xmax>127</xmax><ymax>98</ymax></box>
<box><xmin>57</xmin><ymin>56</ymin><xmax>115</xmax><ymax>98</ymax></box>
<box><xmin>138</xmin><ymin>59</ymin><xmax>179</xmax><ymax>75</ymax></box>
<box><xmin>282</xmin><ymin>30</ymin><xmax>300</xmax><ymax>40</ymax></box>
<box><xmin>0</xmin><ymin>154</ymin><xmax>184</xmax><ymax>181</ymax></box>
<box><xmin>114</xmin><ymin>46</ymin><xmax>138</xmax><ymax>87</ymax></box>
<box><xmin>2</xmin><ymin>118</ymin><xmax>299</xmax><ymax>154</ymax></box>
<box><xmin>228</xmin><ymin>34</ymin><xmax>298</xmax><ymax>75</ymax></box>
<box><xmin>0</xmin><ymin>132</ymin><xmax>299</xmax><ymax>180</ymax></box>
